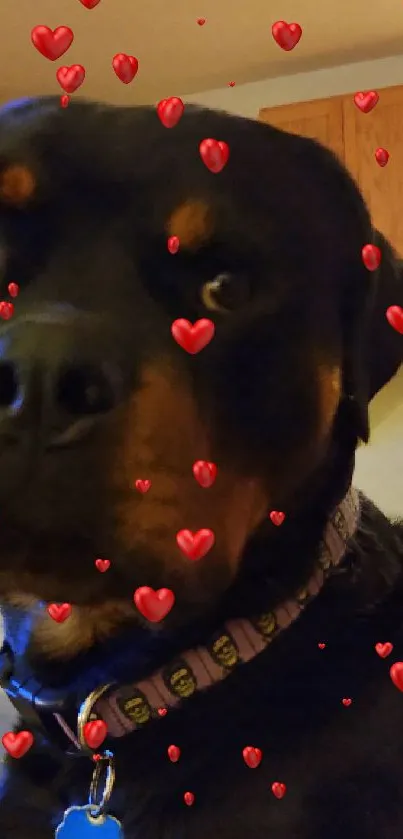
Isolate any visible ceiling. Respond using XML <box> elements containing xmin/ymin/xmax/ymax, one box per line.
<box><xmin>2</xmin><ymin>0</ymin><xmax>403</xmax><ymax>106</ymax></box>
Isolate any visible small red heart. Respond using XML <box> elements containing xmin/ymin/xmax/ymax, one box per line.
<box><xmin>112</xmin><ymin>54</ymin><xmax>139</xmax><ymax>84</ymax></box>
<box><xmin>83</xmin><ymin>720</ymin><xmax>108</xmax><ymax>749</ymax></box>
<box><xmin>0</xmin><ymin>301</ymin><xmax>14</xmax><ymax>320</ymax></box>
<box><xmin>7</xmin><ymin>283</ymin><xmax>19</xmax><ymax>298</ymax></box>
<box><xmin>167</xmin><ymin>744</ymin><xmax>181</xmax><ymax>763</ymax></box>
<box><xmin>318</xmin><ymin>642</ymin><xmax>326</xmax><ymax>649</ymax></box>
<box><xmin>176</xmin><ymin>528</ymin><xmax>215</xmax><ymax>561</ymax></box>
<box><xmin>135</xmin><ymin>479</ymin><xmax>152</xmax><ymax>494</ymax></box>
<box><xmin>78</xmin><ymin>0</ymin><xmax>102</xmax><ymax>7</ymax></box>
<box><xmin>271</xmin><ymin>781</ymin><xmax>286</xmax><ymax>799</ymax></box>
<box><xmin>342</xmin><ymin>698</ymin><xmax>352</xmax><ymax>707</ymax></box>
<box><xmin>167</xmin><ymin>236</ymin><xmax>180</xmax><ymax>254</ymax></box>
<box><xmin>184</xmin><ymin>791</ymin><xmax>195</xmax><ymax>806</ymax></box>
<box><xmin>95</xmin><ymin>558</ymin><xmax>111</xmax><ymax>573</ymax></box>
<box><xmin>47</xmin><ymin>603</ymin><xmax>72</xmax><ymax>623</ymax></box>
<box><xmin>272</xmin><ymin>21</ymin><xmax>302</xmax><ymax>51</ymax></box>
<box><xmin>228</xmin><ymin>81</ymin><xmax>236</xmax><ymax>87</ymax></box>
<box><xmin>362</xmin><ymin>244</ymin><xmax>381</xmax><ymax>271</ymax></box>
<box><xmin>243</xmin><ymin>746</ymin><xmax>263</xmax><ymax>768</ymax></box>
<box><xmin>374</xmin><ymin>147</ymin><xmax>389</xmax><ymax>167</ymax></box>
<box><xmin>197</xmin><ymin>18</ymin><xmax>206</xmax><ymax>26</ymax></box>
<box><xmin>354</xmin><ymin>91</ymin><xmax>379</xmax><ymax>114</ymax></box>
<box><xmin>157</xmin><ymin>97</ymin><xmax>184</xmax><ymax>129</ymax></box>
<box><xmin>158</xmin><ymin>707</ymin><xmax>168</xmax><ymax>717</ymax></box>
<box><xmin>56</xmin><ymin>64</ymin><xmax>85</xmax><ymax>94</ymax></box>
<box><xmin>192</xmin><ymin>460</ymin><xmax>217</xmax><ymax>488</ymax></box>
<box><xmin>60</xmin><ymin>95</ymin><xmax>70</xmax><ymax>108</ymax></box>
<box><xmin>2</xmin><ymin>730</ymin><xmax>34</xmax><ymax>759</ymax></box>
<box><xmin>199</xmin><ymin>139</ymin><xmax>230</xmax><ymax>174</ymax></box>
<box><xmin>134</xmin><ymin>587</ymin><xmax>175</xmax><ymax>623</ymax></box>
<box><xmin>269</xmin><ymin>510</ymin><xmax>285</xmax><ymax>527</ymax></box>
<box><xmin>31</xmin><ymin>26</ymin><xmax>74</xmax><ymax>61</ymax></box>
<box><xmin>171</xmin><ymin>318</ymin><xmax>215</xmax><ymax>354</ymax></box>
<box><xmin>375</xmin><ymin>641</ymin><xmax>393</xmax><ymax>658</ymax></box>
<box><xmin>390</xmin><ymin>661</ymin><xmax>403</xmax><ymax>692</ymax></box>
<box><xmin>386</xmin><ymin>305</ymin><xmax>403</xmax><ymax>335</ymax></box>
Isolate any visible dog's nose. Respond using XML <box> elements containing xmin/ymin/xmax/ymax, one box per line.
<box><xmin>0</xmin><ymin>304</ymin><xmax>123</xmax><ymax>451</ymax></box>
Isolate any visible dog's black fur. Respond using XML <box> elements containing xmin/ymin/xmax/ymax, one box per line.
<box><xmin>0</xmin><ymin>97</ymin><xmax>402</xmax><ymax>838</ymax></box>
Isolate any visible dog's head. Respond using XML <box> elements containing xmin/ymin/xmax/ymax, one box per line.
<box><xmin>0</xmin><ymin>97</ymin><xmax>400</xmax><ymax>658</ymax></box>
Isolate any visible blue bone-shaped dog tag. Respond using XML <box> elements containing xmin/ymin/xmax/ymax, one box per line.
<box><xmin>55</xmin><ymin>805</ymin><xmax>123</xmax><ymax>838</ymax></box>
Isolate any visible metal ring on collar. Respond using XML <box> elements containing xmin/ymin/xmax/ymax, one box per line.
<box><xmin>88</xmin><ymin>750</ymin><xmax>115</xmax><ymax>818</ymax></box>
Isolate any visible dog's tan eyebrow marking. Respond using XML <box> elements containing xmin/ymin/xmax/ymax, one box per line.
<box><xmin>0</xmin><ymin>164</ymin><xmax>37</xmax><ymax>206</ymax></box>
<box><xmin>166</xmin><ymin>199</ymin><xmax>213</xmax><ymax>251</ymax></box>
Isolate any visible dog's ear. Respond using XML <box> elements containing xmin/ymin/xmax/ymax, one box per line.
<box><xmin>366</xmin><ymin>230</ymin><xmax>403</xmax><ymax>400</ymax></box>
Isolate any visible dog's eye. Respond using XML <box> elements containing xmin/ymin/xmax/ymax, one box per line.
<box><xmin>201</xmin><ymin>273</ymin><xmax>251</xmax><ymax>312</ymax></box>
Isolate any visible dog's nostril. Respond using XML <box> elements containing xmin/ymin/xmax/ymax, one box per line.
<box><xmin>0</xmin><ymin>362</ymin><xmax>19</xmax><ymax>407</ymax></box>
<box><xmin>56</xmin><ymin>365</ymin><xmax>117</xmax><ymax>416</ymax></box>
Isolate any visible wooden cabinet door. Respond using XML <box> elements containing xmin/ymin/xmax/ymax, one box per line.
<box><xmin>259</xmin><ymin>96</ymin><xmax>345</xmax><ymax>163</ymax></box>
<box><xmin>343</xmin><ymin>85</ymin><xmax>403</xmax><ymax>256</ymax></box>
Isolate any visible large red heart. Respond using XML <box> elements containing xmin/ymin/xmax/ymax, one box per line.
<box><xmin>199</xmin><ymin>139</ymin><xmax>230</xmax><ymax>173</ymax></box>
<box><xmin>56</xmin><ymin>65</ymin><xmax>86</xmax><ymax>94</ymax></box>
<box><xmin>171</xmin><ymin>318</ymin><xmax>215</xmax><ymax>354</ymax></box>
<box><xmin>354</xmin><ymin>91</ymin><xmax>379</xmax><ymax>114</ymax></box>
<box><xmin>78</xmin><ymin>0</ymin><xmax>102</xmax><ymax>7</ymax></box>
<box><xmin>134</xmin><ymin>587</ymin><xmax>175</xmax><ymax>622</ymax></box>
<box><xmin>390</xmin><ymin>661</ymin><xmax>403</xmax><ymax>691</ymax></box>
<box><xmin>112</xmin><ymin>54</ymin><xmax>139</xmax><ymax>84</ymax></box>
<box><xmin>2</xmin><ymin>730</ymin><xmax>34</xmax><ymax>758</ymax></box>
<box><xmin>47</xmin><ymin>603</ymin><xmax>72</xmax><ymax>623</ymax></box>
<box><xmin>176</xmin><ymin>528</ymin><xmax>215</xmax><ymax>561</ymax></box>
<box><xmin>242</xmin><ymin>746</ymin><xmax>263</xmax><ymax>768</ymax></box>
<box><xmin>361</xmin><ymin>244</ymin><xmax>381</xmax><ymax>271</ymax></box>
<box><xmin>192</xmin><ymin>460</ymin><xmax>217</xmax><ymax>488</ymax></box>
<box><xmin>83</xmin><ymin>720</ymin><xmax>108</xmax><ymax>749</ymax></box>
<box><xmin>375</xmin><ymin>642</ymin><xmax>393</xmax><ymax>658</ymax></box>
<box><xmin>386</xmin><ymin>305</ymin><xmax>403</xmax><ymax>335</ymax></box>
<box><xmin>157</xmin><ymin>98</ymin><xmax>184</xmax><ymax>129</ymax></box>
<box><xmin>31</xmin><ymin>26</ymin><xmax>74</xmax><ymax>61</ymax></box>
<box><xmin>272</xmin><ymin>21</ymin><xmax>302</xmax><ymax>51</ymax></box>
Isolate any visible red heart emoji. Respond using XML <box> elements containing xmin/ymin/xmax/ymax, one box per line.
<box><xmin>375</xmin><ymin>642</ymin><xmax>393</xmax><ymax>658</ymax></box>
<box><xmin>56</xmin><ymin>65</ymin><xmax>85</xmax><ymax>94</ymax></box>
<box><xmin>269</xmin><ymin>510</ymin><xmax>285</xmax><ymax>526</ymax></box>
<box><xmin>31</xmin><ymin>26</ymin><xmax>74</xmax><ymax>61</ymax></box>
<box><xmin>271</xmin><ymin>781</ymin><xmax>286</xmax><ymax>799</ymax></box>
<box><xmin>78</xmin><ymin>0</ymin><xmax>102</xmax><ymax>7</ymax></box>
<box><xmin>83</xmin><ymin>720</ymin><xmax>108</xmax><ymax>749</ymax></box>
<box><xmin>354</xmin><ymin>91</ymin><xmax>379</xmax><ymax>114</ymax></box>
<box><xmin>112</xmin><ymin>54</ymin><xmax>139</xmax><ymax>85</ymax></box>
<box><xmin>192</xmin><ymin>460</ymin><xmax>217</xmax><ymax>488</ymax></box>
<box><xmin>390</xmin><ymin>661</ymin><xmax>403</xmax><ymax>691</ymax></box>
<box><xmin>362</xmin><ymin>244</ymin><xmax>381</xmax><ymax>271</ymax></box>
<box><xmin>95</xmin><ymin>558</ymin><xmax>111</xmax><ymax>573</ymax></box>
<box><xmin>386</xmin><ymin>305</ymin><xmax>403</xmax><ymax>335</ymax></box>
<box><xmin>2</xmin><ymin>730</ymin><xmax>34</xmax><ymax>759</ymax></box>
<box><xmin>134</xmin><ymin>587</ymin><xmax>175</xmax><ymax>623</ymax></box>
<box><xmin>342</xmin><ymin>697</ymin><xmax>352</xmax><ymax>706</ymax></box>
<box><xmin>47</xmin><ymin>603</ymin><xmax>72</xmax><ymax>623</ymax></box>
<box><xmin>167</xmin><ymin>744</ymin><xmax>181</xmax><ymax>763</ymax></box>
<box><xmin>375</xmin><ymin>147</ymin><xmax>389</xmax><ymax>167</ymax></box>
<box><xmin>135</xmin><ymin>479</ymin><xmax>152</xmax><ymax>494</ymax></box>
<box><xmin>199</xmin><ymin>139</ymin><xmax>230</xmax><ymax>173</ymax></box>
<box><xmin>171</xmin><ymin>318</ymin><xmax>215</xmax><ymax>354</ymax></box>
<box><xmin>60</xmin><ymin>95</ymin><xmax>70</xmax><ymax>108</ymax></box>
<box><xmin>228</xmin><ymin>81</ymin><xmax>236</xmax><ymax>87</ymax></box>
<box><xmin>0</xmin><ymin>302</ymin><xmax>14</xmax><ymax>320</ymax></box>
<box><xmin>197</xmin><ymin>18</ymin><xmax>206</xmax><ymax>25</ymax></box>
<box><xmin>176</xmin><ymin>528</ymin><xmax>215</xmax><ymax>561</ymax></box>
<box><xmin>318</xmin><ymin>642</ymin><xmax>326</xmax><ymax>649</ymax></box>
<box><xmin>7</xmin><ymin>283</ymin><xmax>19</xmax><ymax>298</ymax></box>
<box><xmin>158</xmin><ymin>707</ymin><xmax>168</xmax><ymax>717</ymax></box>
<box><xmin>157</xmin><ymin>97</ymin><xmax>184</xmax><ymax>129</ymax></box>
<box><xmin>167</xmin><ymin>236</ymin><xmax>180</xmax><ymax>254</ymax></box>
<box><xmin>242</xmin><ymin>746</ymin><xmax>263</xmax><ymax>768</ymax></box>
<box><xmin>184</xmin><ymin>791</ymin><xmax>195</xmax><ymax>806</ymax></box>
<box><xmin>272</xmin><ymin>21</ymin><xmax>302</xmax><ymax>51</ymax></box>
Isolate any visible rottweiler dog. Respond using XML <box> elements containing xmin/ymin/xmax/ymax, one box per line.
<box><xmin>0</xmin><ymin>96</ymin><xmax>402</xmax><ymax>839</ymax></box>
